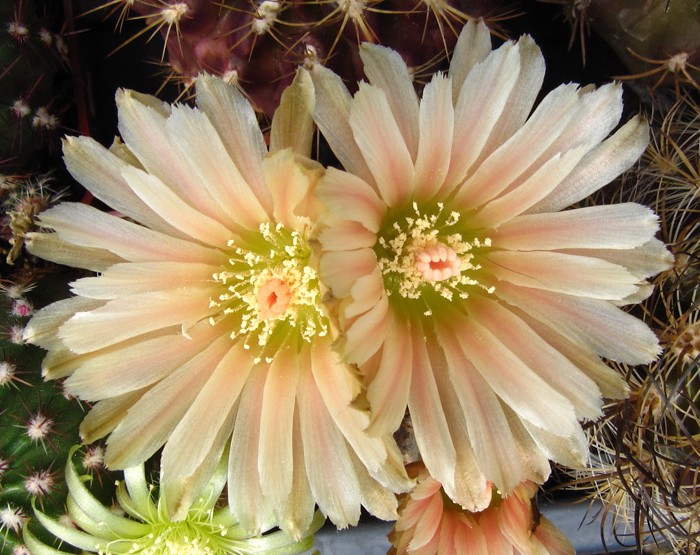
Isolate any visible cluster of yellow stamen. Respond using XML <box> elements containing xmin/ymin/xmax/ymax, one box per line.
<box><xmin>376</xmin><ymin>202</ymin><xmax>494</xmax><ymax>308</ymax></box>
<box><xmin>210</xmin><ymin>222</ymin><xmax>328</xmax><ymax>355</ymax></box>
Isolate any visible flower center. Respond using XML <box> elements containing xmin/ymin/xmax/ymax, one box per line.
<box><xmin>375</xmin><ymin>202</ymin><xmax>494</xmax><ymax>307</ymax></box>
<box><xmin>210</xmin><ymin>222</ymin><xmax>328</xmax><ymax>355</ymax></box>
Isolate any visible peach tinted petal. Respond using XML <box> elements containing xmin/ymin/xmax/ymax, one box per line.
<box><xmin>360</xmin><ymin>42</ymin><xmax>420</xmax><ymax>160</ymax></box>
<box><xmin>492</xmin><ymin>203</ymin><xmax>659</xmax><ymax>251</ymax></box>
<box><xmin>365</xmin><ymin>312</ymin><xmax>413</xmax><ymax>436</ymax></box>
<box><xmin>317</xmin><ymin>167</ymin><xmax>385</xmax><ymax>232</ymax></box>
<box><xmin>349</xmin><ymin>83</ymin><xmax>415</xmax><ymax>208</ymax></box>
<box><xmin>484</xmin><ymin>250</ymin><xmax>638</xmax><ymax>300</ymax></box>
<box><xmin>414</xmin><ymin>74</ymin><xmax>454</xmax><ymax>200</ymax></box>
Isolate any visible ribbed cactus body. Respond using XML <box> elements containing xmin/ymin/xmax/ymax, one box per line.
<box><xmin>98</xmin><ymin>0</ymin><xmax>507</xmax><ymax>117</ymax></box>
<box><xmin>571</xmin><ymin>0</ymin><xmax>700</xmax><ymax>92</ymax></box>
<box><xmin>0</xmin><ymin>280</ymin><xmax>109</xmax><ymax>554</ymax></box>
<box><xmin>0</xmin><ymin>0</ymin><xmax>65</xmax><ymax>166</ymax></box>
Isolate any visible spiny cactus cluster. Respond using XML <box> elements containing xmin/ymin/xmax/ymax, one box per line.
<box><xmin>0</xmin><ymin>0</ymin><xmax>68</xmax><ymax>167</ymax></box>
<box><xmin>544</xmin><ymin>0</ymin><xmax>700</xmax><ymax>96</ymax></box>
<box><xmin>88</xmin><ymin>0</ymin><xmax>511</xmax><ymax>117</ymax></box>
<box><xmin>569</xmin><ymin>94</ymin><xmax>700</xmax><ymax>553</ymax></box>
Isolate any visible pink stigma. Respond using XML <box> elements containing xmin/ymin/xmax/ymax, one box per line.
<box><xmin>415</xmin><ymin>243</ymin><xmax>461</xmax><ymax>282</ymax></box>
<box><xmin>256</xmin><ymin>277</ymin><xmax>292</xmax><ymax>319</ymax></box>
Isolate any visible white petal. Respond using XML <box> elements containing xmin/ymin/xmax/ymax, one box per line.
<box><xmin>104</xmin><ymin>335</ymin><xmax>230</xmax><ymax>468</ymax></box>
<box><xmin>63</xmin><ymin>136</ymin><xmax>185</xmax><ymax>237</ymax></box>
<box><xmin>26</xmin><ymin>232</ymin><xmax>124</xmax><ymax>272</ymax></box>
<box><xmin>80</xmin><ymin>390</ymin><xmax>148</xmax><ymax>444</ymax></box>
<box><xmin>317</xmin><ymin>168</ymin><xmax>385</xmax><ymax>233</ymax></box>
<box><xmin>530</xmin><ymin>116</ymin><xmax>649</xmax><ymax>212</ymax></box>
<box><xmin>476</xmin><ymin>35</ymin><xmax>546</xmax><ymax>159</ymax></box>
<box><xmin>449</xmin><ymin>19</ymin><xmax>492</xmax><ymax>99</ymax></box>
<box><xmin>64</xmin><ymin>324</ymin><xmax>217</xmax><ymax>399</ymax></box>
<box><xmin>71</xmin><ymin>262</ymin><xmax>218</xmax><ymax>300</ymax></box>
<box><xmin>165</xmin><ymin>104</ymin><xmax>269</xmax><ymax>230</ymax></box>
<box><xmin>195</xmin><ymin>74</ymin><xmax>271</xmax><ymax>210</ymax></box>
<box><xmin>297</xmin><ymin>366</ymin><xmax>362</xmax><ymax>528</ymax></box>
<box><xmin>24</xmin><ymin>297</ymin><xmax>105</xmax><ymax>351</ymax></box>
<box><xmin>342</xmin><ymin>295</ymin><xmax>389</xmax><ymax>365</ymax></box>
<box><xmin>469</xmin><ymin>297</ymin><xmax>603</xmax><ymax>420</ymax></box>
<box><xmin>117</xmin><ymin>89</ymin><xmax>229</xmax><ymax>220</ymax></box>
<box><xmin>444</xmin><ymin>40</ymin><xmax>522</xmax><ymax>193</ymax></box>
<box><xmin>229</xmin><ymin>365</ymin><xmax>275</xmax><ymax>534</ymax></box>
<box><xmin>58</xmin><ymin>287</ymin><xmax>217</xmax><ymax>354</ymax></box>
<box><xmin>349</xmin><ymin>83</ymin><xmax>415</xmax><ymax>208</ymax></box>
<box><xmin>37</xmin><ymin>203</ymin><xmax>224</xmax><ymax>265</ymax></box>
<box><xmin>308</xmin><ymin>65</ymin><xmax>374</xmax><ymax>184</ymax></box>
<box><xmin>414</xmin><ymin>74</ymin><xmax>454</xmax><ymax>200</ymax></box>
<box><xmin>469</xmin><ymin>145</ymin><xmax>589</xmax><ymax>226</ymax></box>
<box><xmin>258</xmin><ymin>349</ymin><xmax>300</xmax><ymax>508</ymax></box>
<box><xmin>365</xmin><ymin>312</ymin><xmax>412</xmax><ymax>436</ymax></box>
<box><xmin>484</xmin><ymin>250</ymin><xmax>639</xmax><ymax>300</ymax></box>
<box><xmin>360</xmin><ymin>42</ymin><xmax>420</xmax><ymax>160</ymax></box>
<box><xmin>452</xmin><ymin>84</ymin><xmax>581</xmax><ymax>209</ymax></box>
<box><xmin>497</xmin><ymin>281</ymin><xmax>662</xmax><ymax>364</ymax></box>
<box><xmin>451</xmin><ymin>311</ymin><xmax>578</xmax><ymax>435</ymax></box>
<box><xmin>270</xmin><ymin>69</ymin><xmax>315</xmax><ymax>157</ymax></box>
<box><xmin>492</xmin><ymin>203</ymin><xmax>660</xmax><ymax>251</ymax></box>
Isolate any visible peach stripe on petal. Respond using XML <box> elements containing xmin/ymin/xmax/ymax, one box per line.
<box><xmin>37</xmin><ymin>203</ymin><xmax>224</xmax><ymax>265</ymax></box>
<box><xmin>414</xmin><ymin>74</ymin><xmax>454</xmax><ymax>200</ymax></box>
<box><xmin>342</xmin><ymin>295</ymin><xmax>390</xmax><ymax>366</ymax></box>
<box><xmin>229</xmin><ymin>364</ymin><xmax>274</xmax><ymax>534</ymax></box>
<box><xmin>317</xmin><ymin>167</ymin><xmax>385</xmax><ymax>232</ymax></box>
<box><xmin>366</xmin><ymin>311</ymin><xmax>413</xmax><ymax>437</ymax></box>
<box><xmin>437</xmin><ymin>318</ymin><xmax>527</xmax><ymax>493</ymax></box>
<box><xmin>452</xmin><ymin>83</ymin><xmax>580</xmax><ymax>210</ymax></box>
<box><xmin>359</xmin><ymin>43</ymin><xmax>420</xmax><ymax>160</ymax></box>
<box><xmin>408</xmin><ymin>323</ymin><xmax>457</xmax><ymax>494</ymax></box>
<box><xmin>258</xmin><ymin>349</ymin><xmax>299</xmax><ymax>509</ymax></box>
<box><xmin>104</xmin><ymin>335</ymin><xmax>231</xmax><ymax>469</ymax></box>
<box><xmin>349</xmin><ymin>83</ymin><xmax>415</xmax><ymax>208</ymax></box>
<box><xmin>161</xmin><ymin>344</ymin><xmax>253</xmax><ymax>496</ymax></box>
<box><xmin>443</xmin><ymin>41</ymin><xmax>521</xmax><ymax>194</ymax></box>
<box><xmin>297</xmin><ymin>367</ymin><xmax>362</xmax><ymax>528</ymax></box>
<box><xmin>492</xmin><ymin>203</ymin><xmax>659</xmax><ymax>251</ymax></box>
<box><xmin>484</xmin><ymin>250</ymin><xmax>638</xmax><ymax>301</ymax></box>
<box><xmin>58</xmin><ymin>286</ymin><xmax>217</xmax><ymax>354</ymax></box>
<box><xmin>452</xmin><ymin>312</ymin><xmax>577</xmax><ymax>437</ymax></box>
<box><xmin>468</xmin><ymin>296</ymin><xmax>602</xmax><ymax>420</ymax></box>
<box><xmin>468</xmin><ymin>145</ymin><xmax>589</xmax><ymax>227</ymax></box>
<box><xmin>497</xmin><ymin>281</ymin><xmax>662</xmax><ymax>364</ymax></box>
<box><xmin>320</xmin><ymin>248</ymin><xmax>378</xmax><ymax>298</ymax></box>
<box><xmin>346</xmin><ymin>270</ymin><xmax>385</xmax><ymax>319</ymax></box>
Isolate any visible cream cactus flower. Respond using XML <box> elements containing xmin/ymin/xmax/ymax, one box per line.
<box><xmin>309</xmin><ymin>19</ymin><xmax>674</xmax><ymax>511</ymax></box>
<box><xmin>23</xmin><ymin>72</ymin><xmax>409</xmax><ymax>538</ymax></box>
<box><xmin>389</xmin><ymin>465</ymin><xmax>574</xmax><ymax>555</ymax></box>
